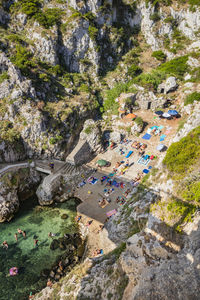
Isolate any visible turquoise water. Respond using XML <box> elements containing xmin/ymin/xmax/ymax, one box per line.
<box><xmin>0</xmin><ymin>196</ymin><xmax>79</xmax><ymax>300</ymax></box>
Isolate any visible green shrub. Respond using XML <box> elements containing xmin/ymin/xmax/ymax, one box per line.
<box><xmin>103</xmin><ymin>82</ymin><xmax>130</xmax><ymax>113</ymax></box>
<box><xmin>11</xmin><ymin>1</ymin><xmax>63</xmax><ymax>29</ymax></box>
<box><xmin>188</xmin><ymin>0</ymin><xmax>200</xmax><ymax>7</ymax></box>
<box><xmin>152</xmin><ymin>50</ymin><xmax>167</xmax><ymax>62</ymax></box>
<box><xmin>127</xmin><ymin>64</ymin><xmax>142</xmax><ymax>78</ymax></box>
<box><xmin>83</xmin><ymin>11</ymin><xmax>95</xmax><ymax>22</ymax></box>
<box><xmin>184</xmin><ymin>92</ymin><xmax>200</xmax><ymax>105</ymax></box>
<box><xmin>7</xmin><ymin>34</ymin><xmax>24</xmax><ymax>44</ymax></box>
<box><xmin>11</xmin><ymin>45</ymin><xmax>35</xmax><ymax>75</ymax></box>
<box><xmin>0</xmin><ymin>71</ymin><xmax>9</xmax><ymax>84</ymax></box>
<box><xmin>163</xmin><ymin>126</ymin><xmax>200</xmax><ymax>175</ymax></box>
<box><xmin>134</xmin><ymin>116</ymin><xmax>143</xmax><ymax>127</ymax></box>
<box><xmin>35</xmin><ymin>8</ymin><xmax>63</xmax><ymax>28</ymax></box>
<box><xmin>164</xmin><ymin>16</ymin><xmax>176</xmax><ymax>24</ymax></box>
<box><xmin>189</xmin><ymin>66</ymin><xmax>200</xmax><ymax>83</ymax></box>
<box><xmin>150</xmin><ymin>12</ymin><xmax>160</xmax><ymax>22</ymax></box>
<box><xmin>88</xmin><ymin>25</ymin><xmax>98</xmax><ymax>41</ymax></box>
<box><xmin>167</xmin><ymin>199</ymin><xmax>196</xmax><ymax>225</ymax></box>
<box><xmin>17</xmin><ymin>0</ymin><xmax>41</xmax><ymax>16</ymax></box>
<box><xmin>133</xmin><ymin>69</ymin><xmax>165</xmax><ymax>90</ymax></box>
<box><xmin>182</xmin><ymin>182</ymin><xmax>200</xmax><ymax>204</ymax></box>
<box><xmin>157</xmin><ymin>55</ymin><xmax>188</xmax><ymax>78</ymax></box>
<box><xmin>0</xmin><ymin>120</ymin><xmax>20</xmax><ymax>142</ymax></box>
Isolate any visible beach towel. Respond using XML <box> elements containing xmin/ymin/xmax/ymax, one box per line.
<box><xmin>120</xmin><ymin>182</ymin><xmax>125</xmax><ymax>188</ymax></box>
<box><xmin>106</xmin><ymin>209</ymin><xmax>117</xmax><ymax>217</ymax></box>
<box><xmin>125</xmin><ymin>150</ymin><xmax>133</xmax><ymax>158</ymax></box>
<box><xmin>143</xmin><ymin>169</ymin><xmax>149</xmax><ymax>174</ymax></box>
<box><xmin>165</xmin><ymin>130</ymin><xmax>171</xmax><ymax>135</ymax></box>
<box><xmin>160</xmin><ymin>134</ymin><xmax>166</xmax><ymax>141</ymax></box>
<box><xmin>102</xmin><ymin>176</ymin><xmax>107</xmax><ymax>182</ymax></box>
<box><xmin>99</xmin><ymin>199</ymin><xmax>108</xmax><ymax>208</ymax></box>
<box><xmin>105</xmin><ymin>188</ymin><xmax>115</xmax><ymax>197</ymax></box>
<box><xmin>87</xmin><ymin>176</ymin><xmax>98</xmax><ymax>184</ymax></box>
<box><xmin>113</xmin><ymin>180</ymin><xmax>120</xmax><ymax>187</ymax></box>
<box><xmin>108</xmin><ymin>173</ymin><xmax>115</xmax><ymax>177</ymax></box>
<box><xmin>142</xmin><ymin>133</ymin><xmax>151</xmax><ymax>140</ymax></box>
<box><xmin>91</xmin><ymin>178</ymin><xmax>98</xmax><ymax>184</ymax></box>
<box><xmin>158</xmin><ymin>125</ymin><xmax>164</xmax><ymax>130</ymax></box>
<box><xmin>78</xmin><ymin>181</ymin><xmax>86</xmax><ymax>188</ymax></box>
<box><xmin>138</xmin><ymin>157</ymin><xmax>150</xmax><ymax>166</ymax></box>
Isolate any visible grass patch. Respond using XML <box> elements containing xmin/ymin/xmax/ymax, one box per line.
<box><xmin>0</xmin><ymin>71</ymin><xmax>9</xmax><ymax>84</ymax></box>
<box><xmin>152</xmin><ymin>50</ymin><xmax>166</xmax><ymax>62</ymax></box>
<box><xmin>163</xmin><ymin>126</ymin><xmax>200</xmax><ymax>176</ymax></box>
<box><xmin>184</xmin><ymin>92</ymin><xmax>200</xmax><ymax>105</ymax></box>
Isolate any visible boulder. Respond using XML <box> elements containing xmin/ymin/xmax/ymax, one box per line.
<box><xmin>109</xmin><ymin>131</ymin><xmax>122</xmax><ymax>143</ymax></box>
<box><xmin>131</xmin><ymin>123</ymin><xmax>143</xmax><ymax>135</ymax></box>
<box><xmin>50</xmin><ymin>239</ymin><xmax>60</xmax><ymax>250</ymax></box>
<box><xmin>164</xmin><ymin>77</ymin><xmax>178</xmax><ymax>94</ymax></box>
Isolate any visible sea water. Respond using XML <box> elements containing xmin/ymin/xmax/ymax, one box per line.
<box><xmin>0</xmin><ymin>196</ymin><xmax>79</xmax><ymax>300</ymax></box>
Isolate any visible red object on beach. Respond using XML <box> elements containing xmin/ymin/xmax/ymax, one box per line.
<box><xmin>150</xmin><ymin>155</ymin><xmax>154</xmax><ymax>160</ymax></box>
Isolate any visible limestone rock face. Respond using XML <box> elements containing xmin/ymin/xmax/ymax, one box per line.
<box><xmin>0</xmin><ymin>187</ymin><xmax>19</xmax><ymax>222</ymax></box>
<box><xmin>0</xmin><ymin>168</ymin><xmax>40</xmax><ymax>222</ymax></box>
<box><xmin>0</xmin><ymin>140</ymin><xmax>26</xmax><ymax>162</ymax></box>
<box><xmin>27</xmin><ymin>25</ymin><xmax>59</xmax><ymax>66</ymax></box>
<box><xmin>174</xmin><ymin>102</ymin><xmax>200</xmax><ymax>142</ymax></box>
<box><xmin>0</xmin><ymin>53</ymin><xmax>36</xmax><ymax>100</ymax></box>
<box><xmin>36</xmin><ymin>173</ymin><xmax>62</xmax><ymax>205</ymax></box>
<box><xmin>80</xmin><ymin>119</ymin><xmax>102</xmax><ymax>153</ymax></box>
<box><xmin>164</xmin><ymin>76</ymin><xmax>178</xmax><ymax>94</ymax></box>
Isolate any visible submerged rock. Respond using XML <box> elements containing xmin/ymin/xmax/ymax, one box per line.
<box><xmin>50</xmin><ymin>239</ymin><xmax>60</xmax><ymax>251</ymax></box>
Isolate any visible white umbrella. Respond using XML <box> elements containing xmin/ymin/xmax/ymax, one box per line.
<box><xmin>162</xmin><ymin>112</ymin><xmax>171</xmax><ymax>118</ymax></box>
<box><xmin>157</xmin><ymin>144</ymin><xmax>165</xmax><ymax>151</ymax></box>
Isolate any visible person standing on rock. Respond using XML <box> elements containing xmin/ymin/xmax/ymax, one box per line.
<box><xmin>49</xmin><ymin>162</ymin><xmax>54</xmax><ymax>171</ymax></box>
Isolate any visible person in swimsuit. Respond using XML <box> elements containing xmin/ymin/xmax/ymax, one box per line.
<box><xmin>2</xmin><ymin>241</ymin><xmax>8</xmax><ymax>249</ymax></box>
<box><xmin>14</xmin><ymin>233</ymin><xmax>18</xmax><ymax>242</ymax></box>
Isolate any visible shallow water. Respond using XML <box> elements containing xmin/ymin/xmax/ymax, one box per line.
<box><xmin>0</xmin><ymin>196</ymin><xmax>79</xmax><ymax>300</ymax></box>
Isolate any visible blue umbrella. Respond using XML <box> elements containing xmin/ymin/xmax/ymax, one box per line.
<box><xmin>155</xmin><ymin>111</ymin><xmax>163</xmax><ymax>116</ymax></box>
<box><xmin>168</xmin><ymin>110</ymin><xmax>178</xmax><ymax>116</ymax></box>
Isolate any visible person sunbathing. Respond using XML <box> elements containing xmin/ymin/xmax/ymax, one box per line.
<box><xmin>139</xmin><ymin>150</ymin><xmax>145</xmax><ymax>156</ymax></box>
<box><xmin>116</xmin><ymin>196</ymin><xmax>121</xmax><ymax>203</ymax></box>
<box><xmin>124</xmin><ymin>189</ymin><xmax>131</xmax><ymax>197</ymax></box>
<box><xmin>115</xmin><ymin>161</ymin><xmax>121</xmax><ymax>168</ymax></box>
<box><xmin>140</xmin><ymin>144</ymin><xmax>147</xmax><ymax>150</ymax></box>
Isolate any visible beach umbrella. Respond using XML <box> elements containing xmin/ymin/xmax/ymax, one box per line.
<box><xmin>124</xmin><ymin>113</ymin><xmax>137</xmax><ymax>119</ymax></box>
<box><xmin>97</xmin><ymin>159</ymin><xmax>108</xmax><ymax>167</ymax></box>
<box><xmin>156</xmin><ymin>144</ymin><xmax>165</xmax><ymax>151</ymax></box>
<box><xmin>155</xmin><ymin>110</ymin><xmax>163</xmax><ymax>116</ymax></box>
<box><xmin>162</xmin><ymin>112</ymin><xmax>171</xmax><ymax>118</ymax></box>
<box><xmin>168</xmin><ymin>109</ymin><xmax>178</xmax><ymax>116</ymax></box>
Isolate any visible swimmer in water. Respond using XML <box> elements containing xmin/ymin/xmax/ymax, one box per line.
<box><xmin>22</xmin><ymin>231</ymin><xmax>26</xmax><ymax>238</ymax></box>
<box><xmin>2</xmin><ymin>240</ymin><xmax>8</xmax><ymax>249</ymax></box>
<box><xmin>34</xmin><ymin>239</ymin><xmax>39</xmax><ymax>246</ymax></box>
<box><xmin>14</xmin><ymin>233</ymin><xmax>18</xmax><ymax>242</ymax></box>
<box><xmin>17</xmin><ymin>228</ymin><xmax>23</xmax><ymax>234</ymax></box>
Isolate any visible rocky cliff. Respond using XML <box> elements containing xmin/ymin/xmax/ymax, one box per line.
<box><xmin>0</xmin><ymin>0</ymin><xmax>200</xmax><ymax>299</ymax></box>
